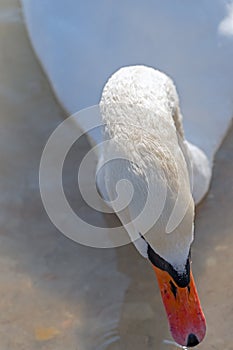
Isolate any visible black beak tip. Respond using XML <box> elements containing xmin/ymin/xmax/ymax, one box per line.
<box><xmin>187</xmin><ymin>333</ymin><xmax>199</xmax><ymax>347</ymax></box>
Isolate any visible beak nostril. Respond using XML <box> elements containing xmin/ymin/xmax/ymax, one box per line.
<box><xmin>187</xmin><ymin>333</ymin><xmax>199</xmax><ymax>347</ymax></box>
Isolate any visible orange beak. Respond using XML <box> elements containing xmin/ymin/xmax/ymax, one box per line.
<box><xmin>153</xmin><ymin>265</ymin><xmax>206</xmax><ymax>347</ymax></box>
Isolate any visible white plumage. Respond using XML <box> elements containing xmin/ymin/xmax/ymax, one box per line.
<box><xmin>97</xmin><ymin>65</ymin><xmax>212</xmax><ymax>273</ymax></box>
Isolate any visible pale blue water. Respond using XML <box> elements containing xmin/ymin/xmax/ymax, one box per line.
<box><xmin>0</xmin><ymin>1</ymin><xmax>232</xmax><ymax>349</ymax></box>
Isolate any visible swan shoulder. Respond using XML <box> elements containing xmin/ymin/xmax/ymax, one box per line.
<box><xmin>185</xmin><ymin>141</ymin><xmax>212</xmax><ymax>204</ymax></box>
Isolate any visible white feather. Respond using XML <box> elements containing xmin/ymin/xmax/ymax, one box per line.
<box><xmin>98</xmin><ymin>66</ymin><xmax>200</xmax><ymax>272</ymax></box>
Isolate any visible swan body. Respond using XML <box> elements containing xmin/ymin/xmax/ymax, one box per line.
<box><xmin>97</xmin><ymin>65</ymin><xmax>209</xmax><ymax>347</ymax></box>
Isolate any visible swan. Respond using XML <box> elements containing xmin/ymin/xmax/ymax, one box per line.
<box><xmin>95</xmin><ymin>65</ymin><xmax>212</xmax><ymax>347</ymax></box>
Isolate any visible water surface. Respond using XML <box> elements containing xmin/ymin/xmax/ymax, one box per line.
<box><xmin>0</xmin><ymin>1</ymin><xmax>232</xmax><ymax>349</ymax></box>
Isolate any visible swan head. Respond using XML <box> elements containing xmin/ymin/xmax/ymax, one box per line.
<box><xmin>100</xmin><ymin>65</ymin><xmax>206</xmax><ymax>347</ymax></box>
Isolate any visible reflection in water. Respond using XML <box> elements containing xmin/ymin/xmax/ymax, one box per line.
<box><xmin>0</xmin><ymin>0</ymin><xmax>232</xmax><ymax>349</ymax></box>
<box><xmin>163</xmin><ymin>339</ymin><xmax>188</xmax><ymax>349</ymax></box>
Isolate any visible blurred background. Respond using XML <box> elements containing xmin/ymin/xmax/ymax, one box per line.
<box><xmin>0</xmin><ymin>0</ymin><xmax>232</xmax><ymax>349</ymax></box>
